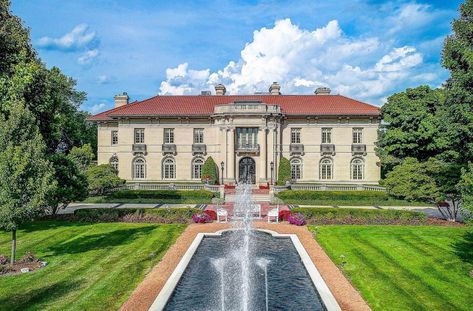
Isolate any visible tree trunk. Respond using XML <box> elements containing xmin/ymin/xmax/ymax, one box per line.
<box><xmin>11</xmin><ymin>229</ymin><xmax>16</xmax><ymax>265</ymax></box>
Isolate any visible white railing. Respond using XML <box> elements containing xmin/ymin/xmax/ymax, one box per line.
<box><xmin>290</xmin><ymin>184</ymin><xmax>386</xmax><ymax>192</ymax></box>
<box><xmin>121</xmin><ymin>183</ymin><xmax>210</xmax><ymax>191</ymax></box>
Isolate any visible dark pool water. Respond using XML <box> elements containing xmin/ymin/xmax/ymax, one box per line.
<box><xmin>164</xmin><ymin>230</ymin><xmax>326</xmax><ymax>311</ymax></box>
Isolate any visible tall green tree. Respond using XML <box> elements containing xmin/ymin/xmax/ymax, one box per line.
<box><xmin>201</xmin><ymin>156</ymin><xmax>218</xmax><ymax>185</ymax></box>
<box><xmin>277</xmin><ymin>157</ymin><xmax>291</xmax><ymax>186</ymax></box>
<box><xmin>0</xmin><ymin>103</ymin><xmax>55</xmax><ymax>263</ymax></box>
<box><xmin>68</xmin><ymin>143</ymin><xmax>95</xmax><ymax>172</ymax></box>
<box><xmin>376</xmin><ymin>86</ymin><xmax>447</xmax><ymax>173</ymax></box>
<box><xmin>85</xmin><ymin>164</ymin><xmax>124</xmax><ymax>195</ymax></box>
<box><xmin>48</xmin><ymin>154</ymin><xmax>88</xmax><ymax>214</ymax></box>
<box><xmin>441</xmin><ymin>0</ymin><xmax>473</xmax><ymax>164</ymax></box>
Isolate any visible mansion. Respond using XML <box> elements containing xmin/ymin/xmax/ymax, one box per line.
<box><xmin>89</xmin><ymin>83</ymin><xmax>381</xmax><ymax>185</ymax></box>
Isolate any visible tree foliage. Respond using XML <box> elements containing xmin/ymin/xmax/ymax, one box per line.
<box><xmin>441</xmin><ymin>0</ymin><xmax>473</xmax><ymax>164</ymax></box>
<box><xmin>460</xmin><ymin>164</ymin><xmax>473</xmax><ymax>219</ymax></box>
<box><xmin>48</xmin><ymin>153</ymin><xmax>88</xmax><ymax>214</ymax></box>
<box><xmin>0</xmin><ymin>103</ymin><xmax>55</xmax><ymax>263</ymax></box>
<box><xmin>201</xmin><ymin>156</ymin><xmax>218</xmax><ymax>185</ymax></box>
<box><xmin>85</xmin><ymin>164</ymin><xmax>124</xmax><ymax>195</ymax></box>
<box><xmin>277</xmin><ymin>157</ymin><xmax>291</xmax><ymax>186</ymax></box>
<box><xmin>68</xmin><ymin>143</ymin><xmax>94</xmax><ymax>172</ymax></box>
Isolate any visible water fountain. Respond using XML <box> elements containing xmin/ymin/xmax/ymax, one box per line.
<box><xmin>157</xmin><ymin>182</ymin><xmax>340</xmax><ymax>311</ymax></box>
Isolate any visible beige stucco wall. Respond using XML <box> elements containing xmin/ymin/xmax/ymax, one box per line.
<box><xmin>96</xmin><ymin>115</ymin><xmax>380</xmax><ymax>185</ymax></box>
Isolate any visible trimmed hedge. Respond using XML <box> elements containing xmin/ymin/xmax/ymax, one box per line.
<box><xmin>73</xmin><ymin>207</ymin><xmax>201</xmax><ymax>224</ymax></box>
<box><xmin>109</xmin><ymin>190</ymin><xmax>215</xmax><ymax>200</ymax></box>
<box><xmin>277</xmin><ymin>190</ymin><xmax>429</xmax><ymax>206</ymax></box>
<box><xmin>292</xmin><ymin>207</ymin><xmax>428</xmax><ymax>225</ymax></box>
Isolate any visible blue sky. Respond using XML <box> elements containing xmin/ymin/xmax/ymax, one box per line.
<box><xmin>12</xmin><ymin>0</ymin><xmax>462</xmax><ymax>114</ymax></box>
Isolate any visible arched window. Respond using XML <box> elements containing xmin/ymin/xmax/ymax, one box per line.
<box><xmin>133</xmin><ymin>157</ymin><xmax>146</xmax><ymax>179</ymax></box>
<box><xmin>351</xmin><ymin>158</ymin><xmax>364</xmax><ymax>180</ymax></box>
<box><xmin>290</xmin><ymin>158</ymin><xmax>302</xmax><ymax>180</ymax></box>
<box><xmin>110</xmin><ymin>156</ymin><xmax>119</xmax><ymax>172</ymax></box>
<box><xmin>192</xmin><ymin>158</ymin><xmax>204</xmax><ymax>179</ymax></box>
<box><xmin>320</xmin><ymin>158</ymin><xmax>333</xmax><ymax>180</ymax></box>
<box><xmin>162</xmin><ymin>157</ymin><xmax>176</xmax><ymax>179</ymax></box>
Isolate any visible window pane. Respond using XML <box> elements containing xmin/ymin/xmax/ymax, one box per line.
<box><xmin>353</xmin><ymin>128</ymin><xmax>363</xmax><ymax>144</ymax></box>
<box><xmin>134</xmin><ymin>129</ymin><xmax>144</xmax><ymax>144</ymax></box>
<box><xmin>194</xmin><ymin>129</ymin><xmax>204</xmax><ymax>144</ymax></box>
<box><xmin>112</xmin><ymin>131</ymin><xmax>118</xmax><ymax>145</ymax></box>
<box><xmin>164</xmin><ymin>128</ymin><xmax>174</xmax><ymax>144</ymax></box>
<box><xmin>322</xmin><ymin>128</ymin><xmax>332</xmax><ymax>144</ymax></box>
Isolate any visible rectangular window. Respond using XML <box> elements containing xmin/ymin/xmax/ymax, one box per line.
<box><xmin>322</xmin><ymin>128</ymin><xmax>332</xmax><ymax>144</ymax></box>
<box><xmin>111</xmin><ymin>130</ymin><xmax>118</xmax><ymax>145</ymax></box>
<box><xmin>236</xmin><ymin>127</ymin><xmax>258</xmax><ymax>147</ymax></box>
<box><xmin>353</xmin><ymin>128</ymin><xmax>363</xmax><ymax>144</ymax></box>
<box><xmin>164</xmin><ymin>128</ymin><xmax>174</xmax><ymax>144</ymax></box>
<box><xmin>291</xmin><ymin>128</ymin><xmax>301</xmax><ymax>144</ymax></box>
<box><xmin>193</xmin><ymin>128</ymin><xmax>204</xmax><ymax>144</ymax></box>
<box><xmin>134</xmin><ymin>128</ymin><xmax>144</xmax><ymax>144</ymax></box>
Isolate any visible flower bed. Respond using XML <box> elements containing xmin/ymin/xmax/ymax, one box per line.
<box><xmin>292</xmin><ymin>208</ymin><xmax>428</xmax><ymax>225</ymax></box>
<box><xmin>288</xmin><ymin>213</ymin><xmax>307</xmax><ymax>226</ymax></box>
<box><xmin>192</xmin><ymin>213</ymin><xmax>212</xmax><ymax>223</ymax></box>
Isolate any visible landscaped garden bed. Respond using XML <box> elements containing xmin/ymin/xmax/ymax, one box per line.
<box><xmin>0</xmin><ymin>221</ymin><xmax>185</xmax><ymax>311</ymax></box>
<box><xmin>71</xmin><ymin>207</ymin><xmax>202</xmax><ymax>223</ymax></box>
<box><xmin>311</xmin><ymin>225</ymin><xmax>473</xmax><ymax>310</ymax></box>
<box><xmin>292</xmin><ymin>207</ymin><xmax>428</xmax><ymax>225</ymax></box>
<box><xmin>83</xmin><ymin>189</ymin><xmax>217</xmax><ymax>204</ymax></box>
<box><xmin>0</xmin><ymin>252</ymin><xmax>46</xmax><ymax>276</ymax></box>
<box><xmin>277</xmin><ymin>190</ymin><xmax>431</xmax><ymax>206</ymax></box>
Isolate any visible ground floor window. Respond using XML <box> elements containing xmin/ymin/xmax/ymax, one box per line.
<box><xmin>163</xmin><ymin>157</ymin><xmax>176</xmax><ymax>179</ymax></box>
<box><xmin>192</xmin><ymin>158</ymin><xmax>204</xmax><ymax>179</ymax></box>
<box><xmin>133</xmin><ymin>157</ymin><xmax>146</xmax><ymax>179</ymax></box>
<box><xmin>351</xmin><ymin>158</ymin><xmax>364</xmax><ymax>180</ymax></box>
<box><xmin>290</xmin><ymin>158</ymin><xmax>302</xmax><ymax>180</ymax></box>
<box><xmin>320</xmin><ymin>158</ymin><xmax>333</xmax><ymax>179</ymax></box>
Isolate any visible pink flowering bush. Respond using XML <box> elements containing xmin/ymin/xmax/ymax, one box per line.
<box><xmin>288</xmin><ymin>212</ymin><xmax>306</xmax><ymax>226</ymax></box>
<box><xmin>192</xmin><ymin>213</ymin><xmax>212</xmax><ymax>223</ymax></box>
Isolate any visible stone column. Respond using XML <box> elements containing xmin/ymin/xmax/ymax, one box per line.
<box><xmin>273</xmin><ymin>127</ymin><xmax>278</xmax><ymax>181</ymax></box>
<box><xmin>259</xmin><ymin>127</ymin><xmax>267</xmax><ymax>183</ymax></box>
<box><xmin>228</xmin><ymin>127</ymin><xmax>235</xmax><ymax>182</ymax></box>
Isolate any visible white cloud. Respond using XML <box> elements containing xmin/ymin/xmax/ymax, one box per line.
<box><xmin>78</xmin><ymin>49</ymin><xmax>99</xmax><ymax>65</ymax></box>
<box><xmin>89</xmin><ymin>103</ymin><xmax>107</xmax><ymax>114</ymax></box>
<box><xmin>159</xmin><ymin>18</ymin><xmax>432</xmax><ymax>104</ymax></box>
<box><xmin>388</xmin><ymin>4</ymin><xmax>436</xmax><ymax>34</ymax></box>
<box><xmin>97</xmin><ymin>75</ymin><xmax>113</xmax><ymax>84</ymax></box>
<box><xmin>37</xmin><ymin>24</ymin><xmax>98</xmax><ymax>51</ymax></box>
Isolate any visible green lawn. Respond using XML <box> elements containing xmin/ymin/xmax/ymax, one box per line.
<box><xmin>311</xmin><ymin>225</ymin><xmax>473</xmax><ymax>311</ymax></box>
<box><xmin>0</xmin><ymin>221</ymin><xmax>185</xmax><ymax>311</ymax></box>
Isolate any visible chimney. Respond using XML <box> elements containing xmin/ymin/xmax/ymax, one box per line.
<box><xmin>314</xmin><ymin>87</ymin><xmax>331</xmax><ymax>95</ymax></box>
<box><xmin>114</xmin><ymin>92</ymin><xmax>129</xmax><ymax>108</ymax></box>
<box><xmin>269</xmin><ymin>82</ymin><xmax>281</xmax><ymax>95</ymax></box>
<box><xmin>215</xmin><ymin>84</ymin><xmax>226</xmax><ymax>95</ymax></box>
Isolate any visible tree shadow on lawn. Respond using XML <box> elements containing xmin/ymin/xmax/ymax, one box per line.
<box><xmin>453</xmin><ymin>231</ymin><xmax>473</xmax><ymax>265</ymax></box>
<box><xmin>0</xmin><ymin>279</ymin><xmax>82</xmax><ymax>311</ymax></box>
<box><xmin>21</xmin><ymin>220</ymin><xmax>90</xmax><ymax>233</ymax></box>
<box><xmin>46</xmin><ymin>226</ymin><xmax>157</xmax><ymax>256</ymax></box>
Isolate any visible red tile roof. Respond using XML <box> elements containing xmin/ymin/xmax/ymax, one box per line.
<box><xmin>88</xmin><ymin>95</ymin><xmax>380</xmax><ymax>121</ymax></box>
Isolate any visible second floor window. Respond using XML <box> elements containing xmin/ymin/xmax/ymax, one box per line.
<box><xmin>291</xmin><ymin>128</ymin><xmax>301</xmax><ymax>144</ymax></box>
<box><xmin>322</xmin><ymin>128</ymin><xmax>332</xmax><ymax>144</ymax></box>
<box><xmin>111</xmin><ymin>130</ymin><xmax>118</xmax><ymax>145</ymax></box>
<box><xmin>236</xmin><ymin>127</ymin><xmax>258</xmax><ymax>147</ymax></box>
<box><xmin>353</xmin><ymin>128</ymin><xmax>363</xmax><ymax>144</ymax></box>
<box><xmin>134</xmin><ymin>128</ymin><xmax>144</xmax><ymax>144</ymax></box>
<box><xmin>164</xmin><ymin>128</ymin><xmax>174</xmax><ymax>144</ymax></box>
<box><xmin>194</xmin><ymin>128</ymin><xmax>204</xmax><ymax>144</ymax></box>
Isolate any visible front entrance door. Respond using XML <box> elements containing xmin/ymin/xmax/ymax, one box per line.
<box><xmin>239</xmin><ymin>157</ymin><xmax>256</xmax><ymax>184</ymax></box>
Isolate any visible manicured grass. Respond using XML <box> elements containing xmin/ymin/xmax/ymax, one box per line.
<box><xmin>311</xmin><ymin>225</ymin><xmax>473</xmax><ymax>311</ymax></box>
<box><xmin>83</xmin><ymin>189</ymin><xmax>216</xmax><ymax>204</ymax></box>
<box><xmin>278</xmin><ymin>190</ymin><xmax>431</xmax><ymax>206</ymax></box>
<box><xmin>0</xmin><ymin>221</ymin><xmax>185</xmax><ymax>311</ymax></box>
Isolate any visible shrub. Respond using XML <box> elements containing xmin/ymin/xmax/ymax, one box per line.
<box><xmin>277</xmin><ymin>157</ymin><xmax>291</xmax><ymax>185</ymax></box>
<box><xmin>108</xmin><ymin>189</ymin><xmax>215</xmax><ymax>201</ymax></box>
<box><xmin>192</xmin><ymin>213</ymin><xmax>212</xmax><ymax>223</ymax></box>
<box><xmin>0</xmin><ymin>255</ymin><xmax>9</xmax><ymax>265</ymax></box>
<box><xmin>278</xmin><ymin>210</ymin><xmax>292</xmax><ymax>221</ymax></box>
<box><xmin>292</xmin><ymin>208</ymin><xmax>427</xmax><ymax>225</ymax></box>
<box><xmin>85</xmin><ymin>164</ymin><xmax>125</xmax><ymax>195</ymax></box>
<box><xmin>202</xmin><ymin>156</ymin><xmax>218</xmax><ymax>185</ymax></box>
<box><xmin>288</xmin><ymin>213</ymin><xmax>306</xmax><ymax>226</ymax></box>
<box><xmin>204</xmin><ymin>209</ymin><xmax>217</xmax><ymax>220</ymax></box>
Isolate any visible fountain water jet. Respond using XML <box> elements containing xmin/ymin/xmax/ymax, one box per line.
<box><xmin>256</xmin><ymin>258</ymin><xmax>271</xmax><ymax>311</ymax></box>
<box><xmin>211</xmin><ymin>258</ymin><xmax>226</xmax><ymax>311</ymax></box>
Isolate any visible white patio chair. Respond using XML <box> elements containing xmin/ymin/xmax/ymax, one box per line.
<box><xmin>267</xmin><ymin>205</ymin><xmax>279</xmax><ymax>223</ymax></box>
<box><xmin>217</xmin><ymin>208</ymin><xmax>228</xmax><ymax>223</ymax></box>
<box><xmin>251</xmin><ymin>204</ymin><xmax>261</xmax><ymax>219</ymax></box>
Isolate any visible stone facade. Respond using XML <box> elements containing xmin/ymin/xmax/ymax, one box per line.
<box><xmin>93</xmin><ymin>90</ymin><xmax>381</xmax><ymax>185</ymax></box>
